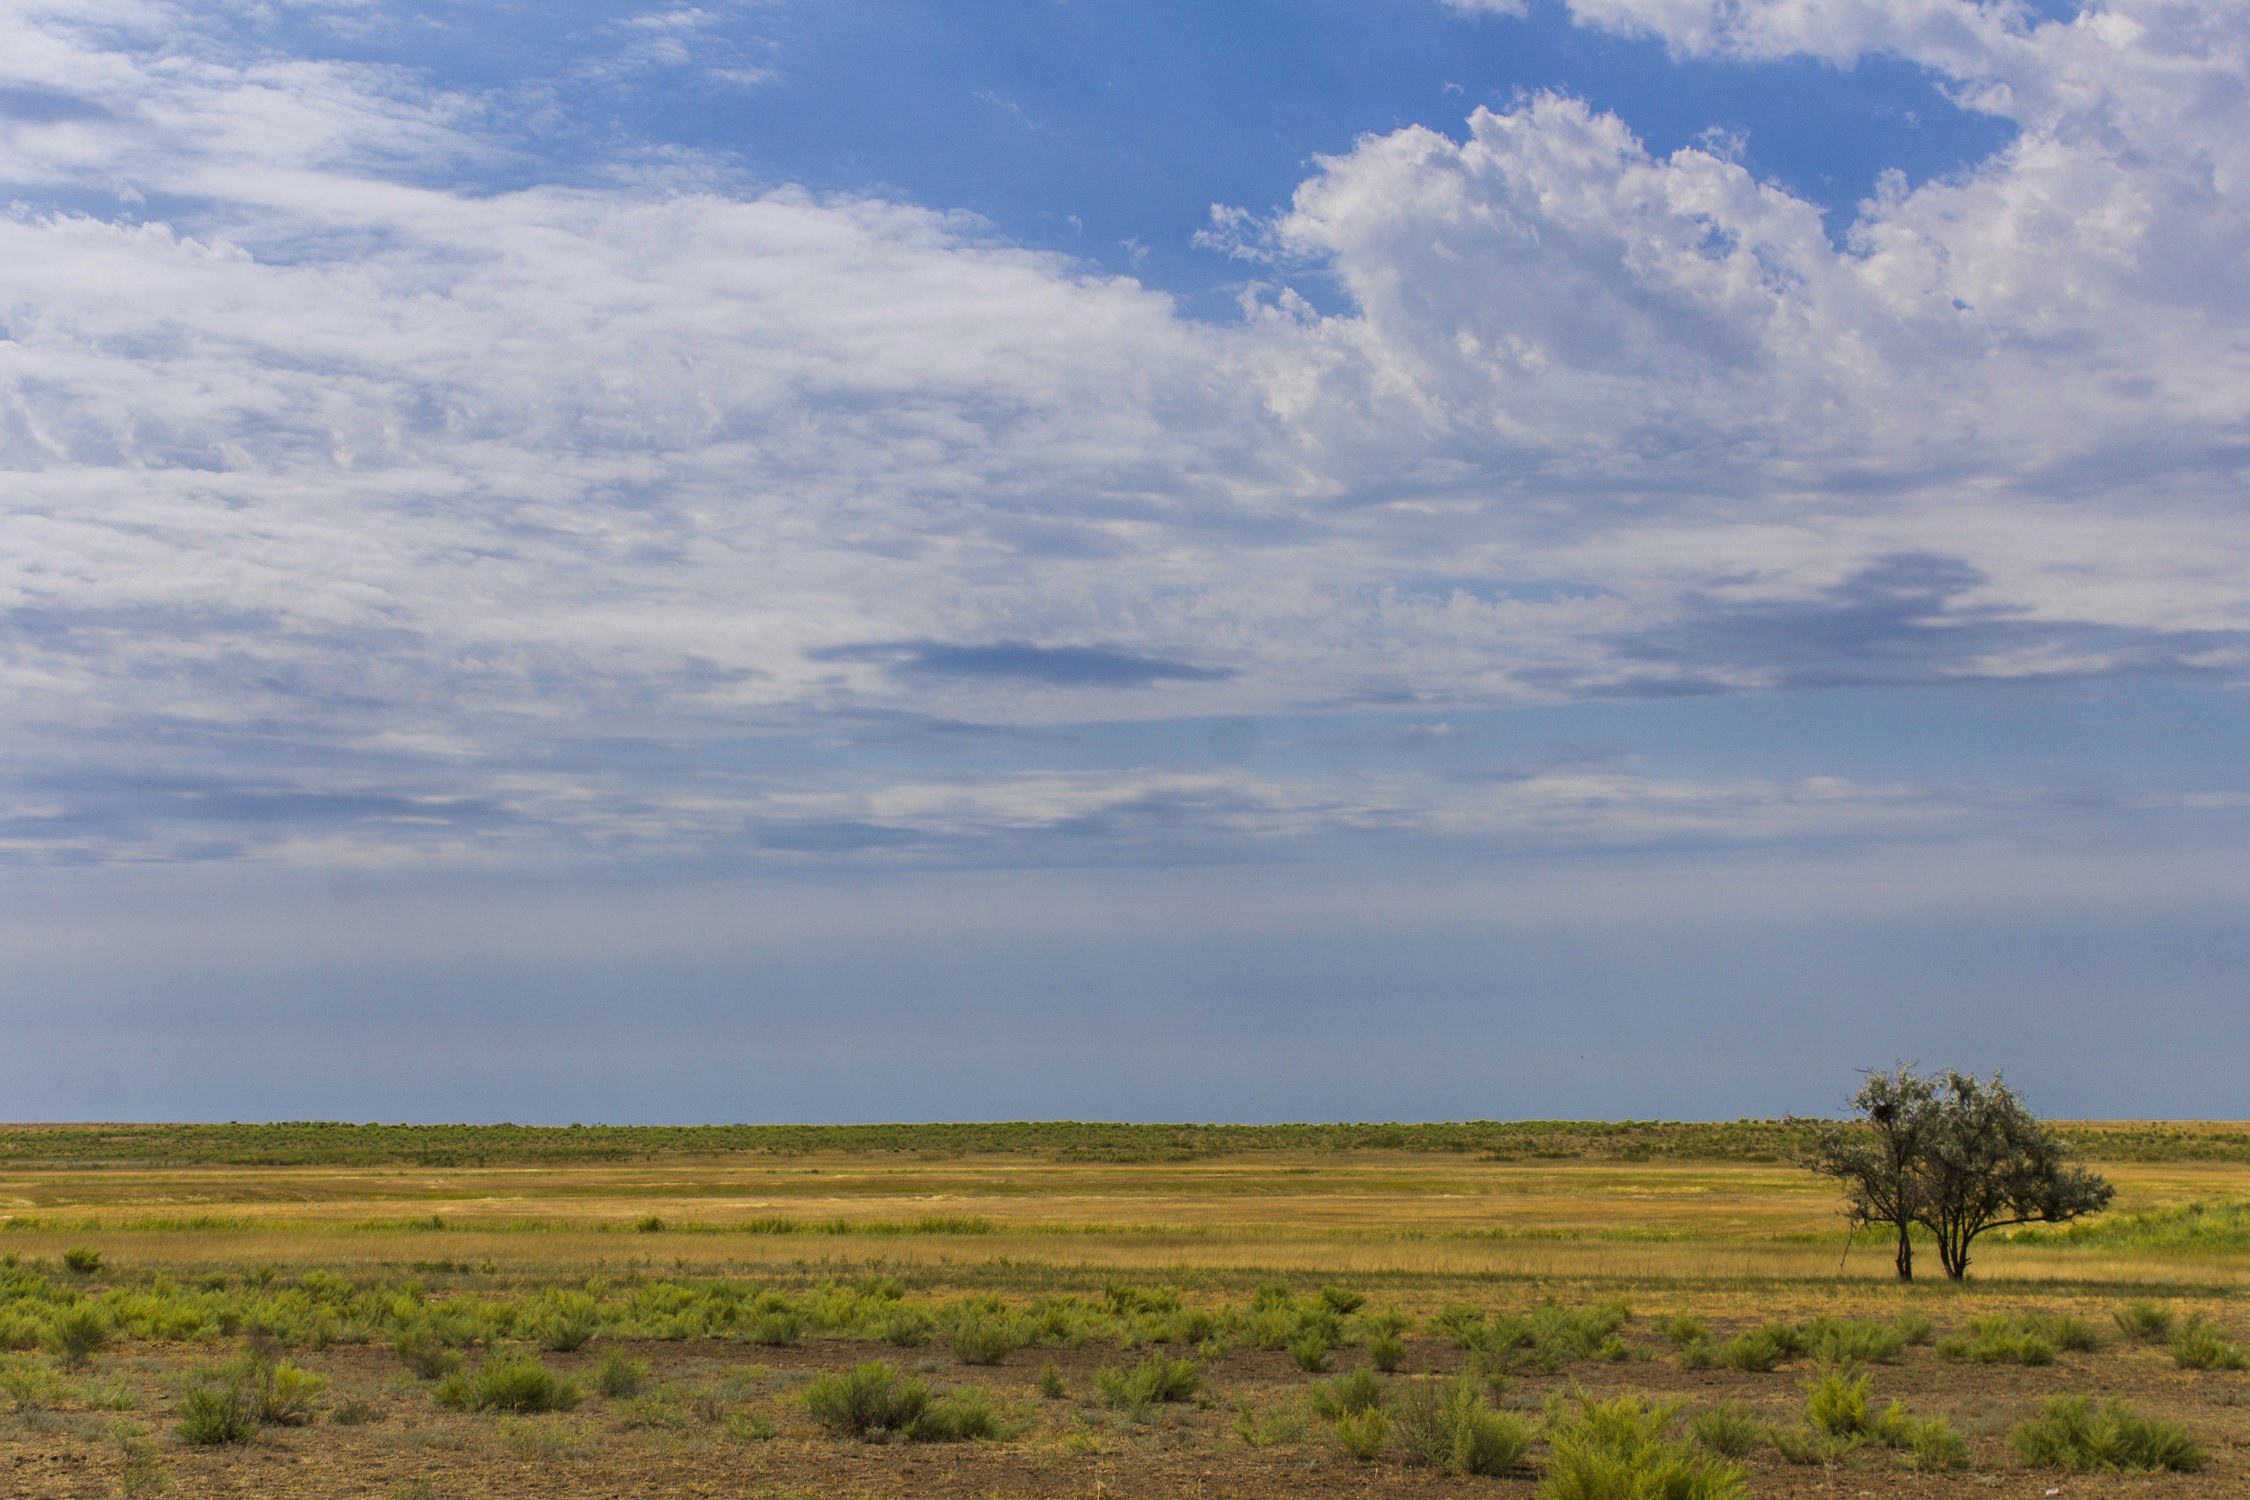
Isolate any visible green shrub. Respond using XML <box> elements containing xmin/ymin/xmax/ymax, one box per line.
<box><xmin>226</xmin><ymin>1349</ymin><xmax>324</xmax><ymax>1426</ymax></box>
<box><xmin>61</xmin><ymin>1247</ymin><xmax>103</xmax><ymax>1276</ymax></box>
<box><xmin>1540</xmin><ymin>1392</ymin><xmax>1747</xmax><ymax>1500</ymax></box>
<box><xmin>175</xmin><ymin>1385</ymin><xmax>257</xmax><ymax>1445</ymax></box>
<box><xmin>748</xmin><ymin>1310</ymin><xmax>805</xmax><ymax>1348</ymax></box>
<box><xmin>1890</xmin><ymin>1310</ymin><xmax>1936</xmax><ymax>1345</ymax></box>
<box><xmin>1803</xmin><ymin>1316</ymin><xmax>1908</xmax><ymax>1364</ymax></box>
<box><xmin>2169</xmin><ymin>1316</ymin><xmax>2250</xmax><ymax>1371</ymax></box>
<box><xmin>1688</xmin><ymin>1401</ymin><xmax>1763</xmax><ymax>1458</ymax></box>
<box><xmin>526</xmin><ymin>1292</ymin><xmax>599</xmax><ymax>1352</ymax></box>
<box><xmin>802</xmin><ymin>1361</ymin><xmax>931</xmax><ymax>1439</ymax></box>
<box><xmin>874</xmin><ymin>1304</ymin><xmax>935</xmax><ymax>1347</ymax></box>
<box><xmin>42</xmin><ymin>1304</ymin><xmax>111</xmax><ymax>1369</ymax></box>
<box><xmin>1661</xmin><ymin>1314</ymin><xmax>1707</xmax><ymax>1348</ymax></box>
<box><xmin>1935</xmin><ymin>1316</ymin><xmax>2055</xmax><ymax>1366</ymax></box>
<box><xmin>1094</xmin><ymin>1353</ymin><xmax>1201</xmax><ymax>1414</ymax></box>
<box><xmin>722</xmin><ymin>1408</ymin><xmax>777</xmax><ymax>1442</ymax></box>
<box><xmin>593</xmin><ymin>1349</ymin><xmax>648</xmax><ymax>1399</ymax></box>
<box><xmin>434</xmin><ymin>1355</ymin><xmax>580</xmax><ymax>1414</ymax></box>
<box><xmin>1767</xmin><ymin>1424</ymin><xmax>1862</xmax><ymax>1465</ymax></box>
<box><xmin>912</xmin><ymin>1387</ymin><xmax>1006</xmax><ymax>1442</ymax></box>
<box><xmin>1308</xmin><ymin>1368</ymin><xmax>1385</xmax><ymax>1419</ymax></box>
<box><xmin>1318</xmin><ymin>1286</ymin><xmax>1367</xmax><ymax>1315</ymax></box>
<box><xmin>2113</xmin><ymin>1299</ymin><xmax>2175</xmax><ymax>1341</ymax></box>
<box><xmin>1899</xmin><ymin>1413</ymin><xmax>1971</xmax><ymax>1470</ymax></box>
<box><xmin>1036</xmin><ymin>1361</ymin><xmax>1067</xmax><ymax>1399</ymax></box>
<box><xmin>1288</xmin><ymin>1331</ymin><xmax>1330</xmax><ymax>1372</ymax></box>
<box><xmin>1330</xmin><ymin>1406</ymin><xmax>1390</xmax><ymax>1461</ymax></box>
<box><xmin>2010</xmin><ymin>1396</ymin><xmax>2205</xmax><ymax>1472</ymax></box>
<box><xmin>2027</xmin><ymin>1313</ymin><xmax>2102</xmax><ymax>1352</ymax></box>
<box><xmin>1804</xmin><ymin>1369</ymin><xmax>1871</xmax><ymax>1437</ymax></box>
<box><xmin>1494</xmin><ymin>1298</ymin><xmax>1635</xmax><ymax>1373</ymax></box>
<box><xmin>1710</xmin><ymin>1327</ymin><xmax>1793</xmax><ymax>1373</ymax></box>
<box><xmin>1395</xmin><ymin>1375</ymin><xmax>1532</xmax><ymax>1476</ymax></box>
<box><xmin>950</xmin><ymin>1316</ymin><xmax>1023</xmax><ymax>1366</ymax></box>
<box><xmin>393</xmin><ymin>1329</ymin><xmax>462</xmax><ymax>1381</ymax></box>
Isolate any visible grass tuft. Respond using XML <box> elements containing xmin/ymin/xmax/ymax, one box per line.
<box><xmin>2011</xmin><ymin>1396</ymin><xmax>2205</xmax><ymax>1472</ymax></box>
<box><xmin>1395</xmin><ymin>1375</ymin><xmax>1532</xmax><ymax>1477</ymax></box>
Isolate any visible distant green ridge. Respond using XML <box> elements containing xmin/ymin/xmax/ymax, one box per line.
<box><xmin>0</xmin><ymin>1118</ymin><xmax>2240</xmax><ymax>1168</ymax></box>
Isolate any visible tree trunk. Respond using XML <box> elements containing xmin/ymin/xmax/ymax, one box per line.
<box><xmin>1894</xmin><ymin>1222</ymin><xmax>1914</xmax><ymax>1281</ymax></box>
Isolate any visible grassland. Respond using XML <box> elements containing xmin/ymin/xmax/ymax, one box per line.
<box><xmin>3</xmin><ymin>1121</ymin><xmax>2248</xmax><ymax>1497</ymax></box>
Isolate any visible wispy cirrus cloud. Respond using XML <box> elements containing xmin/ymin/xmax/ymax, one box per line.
<box><xmin>2</xmin><ymin>0</ymin><xmax>2248</xmax><ymax>878</ymax></box>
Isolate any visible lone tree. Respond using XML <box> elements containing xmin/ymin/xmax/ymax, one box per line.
<box><xmin>1806</xmin><ymin>1065</ymin><xmax>2112</xmax><ymax>1281</ymax></box>
<box><xmin>1805</xmin><ymin>1064</ymin><xmax>1939</xmax><ymax>1281</ymax></box>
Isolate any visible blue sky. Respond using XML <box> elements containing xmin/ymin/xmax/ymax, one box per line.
<box><xmin>2</xmin><ymin>0</ymin><xmax>2247</xmax><ymax>1122</ymax></box>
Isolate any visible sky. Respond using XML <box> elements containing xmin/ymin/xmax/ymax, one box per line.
<box><xmin>3</xmin><ymin>0</ymin><xmax>2247</xmax><ymax>1124</ymax></box>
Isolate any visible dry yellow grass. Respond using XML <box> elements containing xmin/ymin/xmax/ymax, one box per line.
<box><xmin>6</xmin><ymin>1148</ymin><xmax>2246</xmax><ymax>1296</ymax></box>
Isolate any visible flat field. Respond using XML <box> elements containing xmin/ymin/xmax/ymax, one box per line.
<box><xmin>3</xmin><ymin>1121</ymin><xmax>2249</xmax><ymax>1497</ymax></box>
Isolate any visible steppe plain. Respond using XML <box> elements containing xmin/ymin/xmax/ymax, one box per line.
<box><xmin>3</xmin><ymin>1120</ymin><xmax>2248</xmax><ymax>1497</ymax></box>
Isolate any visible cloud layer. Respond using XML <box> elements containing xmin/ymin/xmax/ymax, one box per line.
<box><xmin>2</xmin><ymin>0</ymin><xmax>2247</xmax><ymax>871</ymax></box>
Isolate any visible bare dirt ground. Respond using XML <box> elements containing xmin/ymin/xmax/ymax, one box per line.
<box><xmin>7</xmin><ymin>1320</ymin><xmax>2247</xmax><ymax>1498</ymax></box>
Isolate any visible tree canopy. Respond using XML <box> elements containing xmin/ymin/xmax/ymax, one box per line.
<box><xmin>1806</xmin><ymin>1065</ymin><xmax>2113</xmax><ymax>1281</ymax></box>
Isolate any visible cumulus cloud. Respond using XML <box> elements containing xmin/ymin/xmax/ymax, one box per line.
<box><xmin>2</xmin><ymin>0</ymin><xmax>2247</xmax><ymax>870</ymax></box>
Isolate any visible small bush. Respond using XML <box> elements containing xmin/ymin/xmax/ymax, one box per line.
<box><xmin>633</xmin><ymin>1215</ymin><xmax>665</xmax><ymax>1233</ymax></box>
<box><xmin>1288</xmin><ymin>1331</ymin><xmax>1330</xmax><ymax>1372</ymax></box>
<box><xmin>2028</xmin><ymin>1312</ymin><xmax>2102</xmax><ymax>1352</ymax></box>
<box><xmin>1804</xmin><ymin>1370</ymin><xmax>1871</xmax><ymax>1437</ymax></box>
<box><xmin>61</xmin><ymin>1247</ymin><xmax>103</xmax><ymax>1276</ymax></box>
<box><xmin>1711</xmin><ymin>1327</ymin><xmax>1792</xmax><ymax>1373</ymax></box>
<box><xmin>527</xmin><ymin>1292</ymin><xmax>599</xmax><ymax>1352</ymax></box>
<box><xmin>393</xmin><ymin>1329</ymin><xmax>462</xmax><ymax>1381</ymax></box>
<box><xmin>950</xmin><ymin>1316</ymin><xmax>1023</xmax><ymax>1366</ymax></box>
<box><xmin>1095</xmin><ymin>1353</ymin><xmax>1201</xmax><ymax>1415</ymax></box>
<box><xmin>1661</xmin><ymin>1314</ymin><xmax>1707</xmax><ymax>1348</ymax></box>
<box><xmin>874</xmin><ymin>1304</ymin><xmax>935</xmax><ymax>1347</ymax></box>
<box><xmin>1803</xmin><ymin>1316</ymin><xmax>1908</xmax><ymax>1365</ymax></box>
<box><xmin>1318</xmin><ymin>1286</ymin><xmax>1367</xmax><ymax>1315</ymax></box>
<box><xmin>1935</xmin><ymin>1316</ymin><xmax>2055</xmax><ymax>1366</ymax></box>
<box><xmin>593</xmin><ymin>1350</ymin><xmax>649</xmax><ymax>1399</ymax></box>
<box><xmin>175</xmin><ymin>1385</ymin><xmax>257</xmax><ymax>1446</ymax></box>
<box><xmin>748</xmin><ymin>1310</ymin><xmax>805</xmax><ymax>1348</ymax></box>
<box><xmin>912</xmin><ymin>1387</ymin><xmax>1006</xmax><ymax>1442</ymax></box>
<box><xmin>2011</xmin><ymin>1396</ymin><xmax>2205</xmax><ymax>1472</ymax></box>
<box><xmin>1767</xmin><ymin>1424</ymin><xmax>1861</xmax><ymax>1465</ymax></box>
<box><xmin>1689</xmin><ymin>1402</ymin><xmax>1764</xmax><ymax>1458</ymax></box>
<box><xmin>1330</xmin><ymin>1406</ymin><xmax>1390</xmax><ymax>1461</ymax></box>
<box><xmin>1308</xmin><ymin>1368</ymin><xmax>1385</xmax><ymax>1419</ymax></box>
<box><xmin>803</xmin><ymin>1361</ymin><xmax>931</xmax><ymax>1439</ymax></box>
<box><xmin>1395</xmin><ymin>1375</ymin><xmax>1532</xmax><ymax>1477</ymax></box>
<box><xmin>1541</xmin><ymin>1391</ymin><xmax>1747</xmax><ymax>1500</ymax></box>
<box><xmin>434</xmin><ymin>1355</ymin><xmax>580</xmax><ymax>1415</ymax></box>
<box><xmin>1366</xmin><ymin>1332</ymin><xmax>1406</xmax><ymax>1372</ymax></box>
<box><xmin>1899</xmin><ymin>1413</ymin><xmax>1971</xmax><ymax>1471</ymax></box>
<box><xmin>723</xmin><ymin>1408</ymin><xmax>777</xmax><ymax>1442</ymax></box>
<box><xmin>236</xmin><ymin>1353</ymin><xmax>324</xmax><ymax>1426</ymax></box>
<box><xmin>2114</xmin><ymin>1299</ymin><xmax>2175</xmax><ymax>1341</ymax></box>
<box><xmin>1037</xmin><ymin>1361</ymin><xmax>1067</xmax><ymax>1399</ymax></box>
<box><xmin>42</xmin><ymin>1304</ymin><xmax>111</xmax><ymax>1369</ymax></box>
<box><xmin>2169</xmin><ymin>1317</ymin><xmax>2250</xmax><ymax>1371</ymax></box>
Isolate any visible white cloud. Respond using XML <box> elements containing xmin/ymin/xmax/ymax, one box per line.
<box><xmin>2</xmin><ymin>0</ymin><xmax>2249</xmax><ymax>868</ymax></box>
